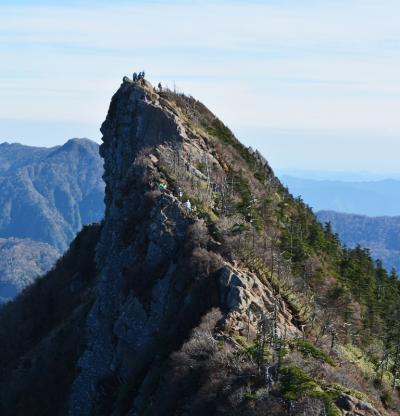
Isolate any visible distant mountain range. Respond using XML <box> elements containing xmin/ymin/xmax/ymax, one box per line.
<box><xmin>277</xmin><ymin>169</ymin><xmax>400</xmax><ymax>182</ymax></box>
<box><xmin>317</xmin><ymin>210</ymin><xmax>400</xmax><ymax>273</ymax></box>
<box><xmin>281</xmin><ymin>175</ymin><xmax>400</xmax><ymax>217</ymax></box>
<box><xmin>0</xmin><ymin>139</ymin><xmax>104</xmax><ymax>300</ymax></box>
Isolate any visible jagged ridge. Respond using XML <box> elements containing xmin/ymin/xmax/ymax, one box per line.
<box><xmin>0</xmin><ymin>77</ymin><xmax>397</xmax><ymax>416</ymax></box>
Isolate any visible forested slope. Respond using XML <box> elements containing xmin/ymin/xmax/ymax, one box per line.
<box><xmin>317</xmin><ymin>210</ymin><xmax>400</xmax><ymax>272</ymax></box>
<box><xmin>0</xmin><ymin>139</ymin><xmax>104</xmax><ymax>298</ymax></box>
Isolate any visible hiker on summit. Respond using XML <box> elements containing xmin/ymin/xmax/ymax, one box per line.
<box><xmin>132</xmin><ymin>72</ymin><xmax>138</xmax><ymax>82</ymax></box>
<box><xmin>137</xmin><ymin>72</ymin><xmax>145</xmax><ymax>85</ymax></box>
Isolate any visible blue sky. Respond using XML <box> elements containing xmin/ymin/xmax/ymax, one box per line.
<box><xmin>1</xmin><ymin>0</ymin><xmax>400</xmax><ymax>173</ymax></box>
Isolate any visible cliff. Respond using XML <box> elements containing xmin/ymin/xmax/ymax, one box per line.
<box><xmin>70</xmin><ymin>78</ymin><xmax>299</xmax><ymax>415</ymax></box>
<box><xmin>0</xmin><ymin>77</ymin><xmax>398</xmax><ymax>416</ymax></box>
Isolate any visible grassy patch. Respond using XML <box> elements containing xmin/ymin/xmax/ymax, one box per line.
<box><xmin>280</xmin><ymin>365</ymin><xmax>324</xmax><ymax>400</ymax></box>
<box><xmin>233</xmin><ymin>334</ymin><xmax>270</xmax><ymax>362</ymax></box>
<box><xmin>381</xmin><ymin>390</ymin><xmax>394</xmax><ymax>409</ymax></box>
<box><xmin>325</xmin><ymin>383</ymin><xmax>370</xmax><ymax>403</ymax></box>
<box><xmin>280</xmin><ymin>365</ymin><xmax>342</xmax><ymax>416</ymax></box>
<box><xmin>243</xmin><ymin>391</ymin><xmax>257</xmax><ymax>401</ymax></box>
<box><xmin>338</xmin><ymin>344</ymin><xmax>376</xmax><ymax>380</ymax></box>
<box><xmin>291</xmin><ymin>338</ymin><xmax>336</xmax><ymax>366</ymax></box>
<box><xmin>280</xmin><ymin>365</ymin><xmax>375</xmax><ymax>416</ymax></box>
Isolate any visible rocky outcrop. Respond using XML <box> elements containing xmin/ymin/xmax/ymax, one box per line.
<box><xmin>0</xmin><ymin>77</ymin><xmax>388</xmax><ymax>416</ymax></box>
<box><xmin>69</xmin><ymin>79</ymin><xmax>192</xmax><ymax>415</ymax></box>
<box><xmin>69</xmin><ymin>78</ymin><xmax>303</xmax><ymax>415</ymax></box>
<box><xmin>218</xmin><ymin>266</ymin><xmax>299</xmax><ymax>338</ymax></box>
<box><xmin>337</xmin><ymin>393</ymin><xmax>381</xmax><ymax>416</ymax></box>
<box><xmin>248</xmin><ymin>146</ymin><xmax>274</xmax><ymax>177</ymax></box>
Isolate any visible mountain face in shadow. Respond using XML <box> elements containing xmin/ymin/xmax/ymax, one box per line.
<box><xmin>0</xmin><ymin>138</ymin><xmax>104</xmax><ymax>297</ymax></box>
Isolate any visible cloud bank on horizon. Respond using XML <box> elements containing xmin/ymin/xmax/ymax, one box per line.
<box><xmin>1</xmin><ymin>0</ymin><xmax>400</xmax><ymax>172</ymax></box>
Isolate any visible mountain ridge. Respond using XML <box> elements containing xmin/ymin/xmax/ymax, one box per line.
<box><xmin>0</xmin><ymin>141</ymin><xmax>58</xmax><ymax>174</ymax></box>
<box><xmin>0</xmin><ymin>77</ymin><xmax>397</xmax><ymax>415</ymax></box>
<box><xmin>0</xmin><ymin>137</ymin><xmax>104</xmax><ymax>250</ymax></box>
<box><xmin>0</xmin><ymin>138</ymin><xmax>104</xmax><ymax>298</ymax></box>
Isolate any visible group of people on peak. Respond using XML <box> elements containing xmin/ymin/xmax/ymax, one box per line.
<box><xmin>132</xmin><ymin>71</ymin><xmax>145</xmax><ymax>82</ymax></box>
<box><xmin>130</xmin><ymin>71</ymin><xmax>165</xmax><ymax>95</ymax></box>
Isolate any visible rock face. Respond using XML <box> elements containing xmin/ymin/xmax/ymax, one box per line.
<box><xmin>0</xmin><ymin>138</ymin><xmax>104</xmax><ymax>298</ymax></box>
<box><xmin>68</xmin><ymin>79</ymin><xmax>301</xmax><ymax>414</ymax></box>
<box><xmin>218</xmin><ymin>266</ymin><xmax>298</xmax><ymax>338</ymax></box>
<box><xmin>337</xmin><ymin>394</ymin><xmax>381</xmax><ymax>416</ymax></box>
<box><xmin>0</xmin><ymin>78</ymin><xmax>389</xmax><ymax>416</ymax></box>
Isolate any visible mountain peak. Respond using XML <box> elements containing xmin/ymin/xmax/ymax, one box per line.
<box><xmin>54</xmin><ymin>137</ymin><xmax>98</xmax><ymax>151</ymax></box>
<box><xmin>0</xmin><ymin>77</ymin><xmax>394</xmax><ymax>416</ymax></box>
<box><xmin>64</xmin><ymin>137</ymin><xmax>97</xmax><ymax>146</ymax></box>
<box><xmin>0</xmin><ymin>141</ymin><xmax>23</xmax><ymax>148</ymax></box>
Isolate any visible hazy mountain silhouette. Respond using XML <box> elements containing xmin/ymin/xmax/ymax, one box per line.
<box><xmin>282</xmin><ymin>175</ymin><xmax>400</xmax><ymax>216</ymax></box>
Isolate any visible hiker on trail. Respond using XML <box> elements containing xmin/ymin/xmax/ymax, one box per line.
<box><xmin>158</xmin><ymin>82</ymin><xmax>162</xmax><ymax>92</ymax></box>
<box><xmin>132</xmin><ymin>72</ymin><xmax>138</xmax><ymax>82</ymax></box>
<box><xmin>160</xmin><ymin>206</ymin><xmax>168</xmax><ymax>225</ymax></box>
<box><xmin>178</xmin><ymin>187</ymin><xmax>183</xmax><ymax>200</ymax></box>
<box><xmin>159</xmin><ymin>182</ymin><xmax>167</xmax><ymax>192</ymax></box>
<box><xmin>264</xmin><ymin>365</ymin><xmax>275</xmax><ymax>393</ymax></box>
<box><xmin>184</xmin><ymin>200</ymin><xmax>192</xmax><ymax>213</ymax></box>
<box><xmin>142</xmin><ymin>71</ymin><xmax>146</xmax><ymax>79</ymax></box>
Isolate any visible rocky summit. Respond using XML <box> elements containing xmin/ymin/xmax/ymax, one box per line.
<box><xmin>0</xmin><ymin>77</ymin><xmax>398</xmax><ymax>415</ymax></box>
